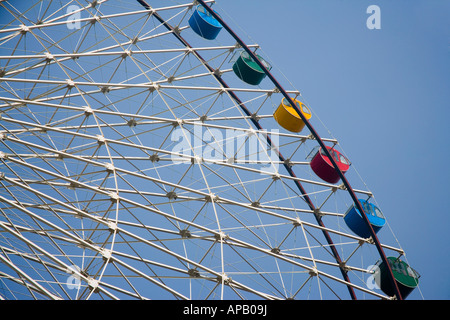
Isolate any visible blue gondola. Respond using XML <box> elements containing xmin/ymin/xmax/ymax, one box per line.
<box><xmin>344</xmin><ymin>199</ymin><xmax>385</xmax><ymax>238</ymax></box>
<box><xmin>188</xmin><ymin>5</ymin><xmax>222</xmax><ymax>40</ymax></box>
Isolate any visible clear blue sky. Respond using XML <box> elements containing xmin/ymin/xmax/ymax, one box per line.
<box><xmin>216</xmin><ymin>0</ymin><xmax>450</xmax><ymax>299</ymax></box>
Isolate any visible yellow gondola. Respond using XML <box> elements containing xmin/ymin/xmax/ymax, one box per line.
<box><xmin>273</xmin><ymin>98</ymin><xmax>311</xmax><ymax>133</ymax></box>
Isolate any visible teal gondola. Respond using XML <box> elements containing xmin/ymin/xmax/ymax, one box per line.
<box><xmin>232</xmin><ymin>51</ymin><xmax>271</xmax><ymax>85</ymax></box>
<box><xmin>373</xmin><ymin>257</ymin><xmax>420</xmax><ymax>299</ymax></box>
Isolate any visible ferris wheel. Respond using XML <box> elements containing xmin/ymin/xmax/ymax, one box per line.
<box><xmin>0</xmin><ymin>0</ymin><xmax>420</xmax><ymax>300</ymax></box>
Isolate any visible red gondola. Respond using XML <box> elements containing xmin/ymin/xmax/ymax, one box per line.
<box><xmin>309</xmin><ymin>146</ymin><xmax>350</xmax><ymax>184</ymax></box>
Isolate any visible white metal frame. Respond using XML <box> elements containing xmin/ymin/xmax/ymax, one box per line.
<box><xmin>0</xmin><ymin>0</ymin><xmax>405</xmax><ymax>300</ymax></box>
